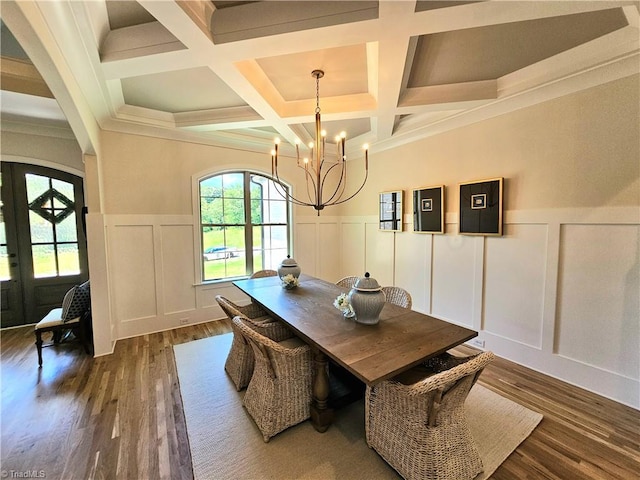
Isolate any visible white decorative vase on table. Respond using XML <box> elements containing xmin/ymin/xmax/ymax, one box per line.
<box><xmin>348</xmin><ymin>272</ymin><xmax>385</xmax><ymax>325</ymax></box>
<box><xmin>278</xmin><ymin>255</ymin><xmax>301</xmax><ymax>290</ymax></box>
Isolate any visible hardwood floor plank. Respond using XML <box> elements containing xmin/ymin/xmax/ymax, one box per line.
<box><xmin>2</xmin><ymin>321</ymin><xmax>638</xmax><ymax>479</ymax></box>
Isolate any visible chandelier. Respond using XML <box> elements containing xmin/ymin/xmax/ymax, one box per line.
<box><xmin>270</xmin><ymin>69</ymin><xmax>369</xmax><ymax>215</ymax></box>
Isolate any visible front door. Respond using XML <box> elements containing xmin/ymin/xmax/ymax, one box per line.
<box><xmin>1</xmin><ymin>162</ymin><xmax>88</xmax><ymax>327</ymax></box>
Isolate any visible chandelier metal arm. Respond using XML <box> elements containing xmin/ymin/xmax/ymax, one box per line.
<box><xmin>268</xmin><ymin>69</ymin><xmax>369</xmax><ymax>215</ymax></box>
<box><xmin>327</xmin><ymin>167</ymin><xmax>369</xmax><ymax>206</ymax></box>
<box><xmin>319</xmin><ymin>161</ymin><xmax>347</xmax><ymax>205</ymax></box>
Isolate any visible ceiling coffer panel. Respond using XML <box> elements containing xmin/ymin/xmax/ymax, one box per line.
<box><xmin>121</xmin><ymin>67</ymin><xmax>248</xmax><ymax>113</ymax></box>
<box><xmin>409</xmin><ymin>8</ymin><xmax>628</xmax><ymax>87</ymax></box>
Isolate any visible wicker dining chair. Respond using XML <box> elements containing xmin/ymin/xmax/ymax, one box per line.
<box><xmin>365</xmin><ymin>351</ymin><xmax>495</xmax><ymax>480</ymax></box>
<box><xmin>335</xmin><ymin>276</ymin><xmax>359</xmax><ymax>289</ymax></box>
<box><xmin>232</xmin><ymin>315</ymin><xmax>313</xmax><ymax>442</ymax></box>
<box><xmin>215</xmin><ymin>295</ymin><xmax>292</xmax><ymax>391</ymax></box>
<box><xmin>381</xmin><ymin>286</ymin><xmax>412</xmax><ymax>309</ymax></box>
<box><xmin>250</xmin><ymin>269</ymin><xmax>278</xmax><ymax>279</ymax></box>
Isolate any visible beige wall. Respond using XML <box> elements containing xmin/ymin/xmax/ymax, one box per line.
<box><xmin>338</xmin><ymin>75</ymin><xmax>639</xmax><ymax>217</ymax></box>
<box><xmin>99</xmin><ymin>130</ymin><xmax>320</xmax><ymax>217</ymax></box>
<box><xmin>0</xmin><ymin>129</ymin><xmax>84</xmax><ymax>173</ymax></box>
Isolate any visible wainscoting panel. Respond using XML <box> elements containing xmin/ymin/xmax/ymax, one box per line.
<box><xmin>340</xmin><ymin>222</ymin><xmax>366</xmax><ymax>282</ymax></box>
<box><xmin>484</xmin><ymin>224</ymin><xmax>548</xmax><ymax>348</ymax></box>
<box><xmin>318</xmin><ymin>222</ymin><xmax>340</xmax><ymax>281</ymax></box>
<box><xmin>293</xmin><ymin>222</ymin><xmax>318</xmax><ymax>277</ymax></box>
<box><xmin>394</xmin><ymin>231</ymin><xmax>432</xmax><ymax>313</ymax></box>
<box><xmin>556</xmin><ymin>224</ymin><xmax>639</xmax><ymax>380</ymax></box>
<box><xmin>431</xmin><ymin>230</ymin><xmax>477</xmax><ymax>328</ymax></box>
<box><xmin>100</xmin><ymin>210</ymin><xmax>638</xmax><ymax>407</ymax></box>
<box><xmin>110</xmin><ymin>224</ymin><xmax>158</xmax><ymax>322</ymax></box>
<box><xmin>365</xmin><ymin>223</ymin><xmax>395</xmax><ymax>286</ymax></box>
<box><xmin>160</xmin><ymin>224</ymin><xmax>197</xmax><ymax>315</ymax></box>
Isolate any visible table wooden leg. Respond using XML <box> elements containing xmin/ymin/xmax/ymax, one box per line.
<box><xmin>310</xmin><ymin>348</ymin><xmax>334</xmax><ymax>432</ymax></box>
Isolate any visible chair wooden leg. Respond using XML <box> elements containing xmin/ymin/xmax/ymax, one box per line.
<box><xmin>35</xmin><ymin>331</ymin><xmax>44</xmax><ymax>367</ymax></box>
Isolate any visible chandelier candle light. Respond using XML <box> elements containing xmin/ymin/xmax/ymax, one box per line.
<box><xmin>271</xmin><ymin>69</ymin><xmax>369</xmax><ymax>215</ymax></box>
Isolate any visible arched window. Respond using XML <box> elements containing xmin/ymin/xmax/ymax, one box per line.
<box><xmin>199</xmin><ymin>171</ymin><xmax>290</xmax><ymax>281</ymax></box>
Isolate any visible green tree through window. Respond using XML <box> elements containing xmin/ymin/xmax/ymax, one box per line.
<box><xmin>200</xmin><ymin>171</ymin><xmax>290</xmax><ymax>281</ymax></box>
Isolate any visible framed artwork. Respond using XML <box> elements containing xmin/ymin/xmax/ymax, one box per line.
<box><xmin>412</xmin><ymin>185</ymin><xmax>444</xmax><ymax>233</ymax></box>
<box><xmin>459</xmin><ymin>177</ymin><xmax>503</xmax><ymax>236</ymax></box>
<box><xmin>379</xmin><ymin>190</ymin><xmax>403</xmax><ymax>231</ymax></box>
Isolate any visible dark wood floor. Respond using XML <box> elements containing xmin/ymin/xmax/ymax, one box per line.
<box><xmin>1</xmin><ymin>321</ymin><xmax>638</xmax><ymax>479</ymax></box>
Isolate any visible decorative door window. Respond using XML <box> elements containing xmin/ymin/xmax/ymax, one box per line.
<box><xmin>26</xmin><ymin>173</ymin><xmax>80</xmax><ymax>278</ymax></box>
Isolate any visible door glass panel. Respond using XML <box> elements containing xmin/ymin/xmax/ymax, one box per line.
<box><xmin>52</xmin><ymin>178</ymin><xmax>74</xmax><ymax>202</ymax></box>
<box><xmin>25</xmin><ymin>174</ymin><xmax>49</xmax><ymax>202</ymax></box>
<box><xmin>0</xmin><ymin>246</ymin><xmax>9</xmax><ymax>281</ymax></box>
<box><xmin>29</xmin><ymin>211</ymin><xmax>54</xmax><ymax>243</ymax></box>
<box><xmin>32</xmin><ymin>244</ymin><xmax>56</xmax><ymax>278</ymax></box>
<box><xmin>58</xmin><ymin>243</ymin><xmax>80</xmax><ymax>275</ymax></box>
<box><xmin>56</xmin><ymin>213</ymin><xmax>78</xmax><ymax>242</ymax></box>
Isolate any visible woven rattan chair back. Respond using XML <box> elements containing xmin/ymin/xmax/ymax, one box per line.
<box><xmin>250</xmin><ymin>269</ymin><xmax>278</xmax><ymax>279</ymax></box>
<box><xmin>215</xmin><ymin>294</ymin><xmax>267</xmax><ymax>320</ymax></box>
<box><xmin>365</xmin><ymin>351</ymin><xmax>495</xmax><ymax>480</ymax></box>
<box><xmin>215</xmin><ymin>295</ymin><xmax>291</xmax><ymax>391</ymax></box>
<box><xmin>335</xmin><ymin>276</ymin><xmax>359</xmax><ymax>289</ymax></box>
<box><xmin>232</xmin><ymin>315</ymin><xmax>313</xmax><ymax>442</ymax></box>
<box><xmin>381</xmin><ymin>286</ymin><xmax>412</xmax><ymax>309</ymax></box>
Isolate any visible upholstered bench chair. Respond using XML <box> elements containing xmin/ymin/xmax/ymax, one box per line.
<box><xmin>34</xmin><ymin>280</ymin><xmax>92</xmax><ymax>367</ymax></box>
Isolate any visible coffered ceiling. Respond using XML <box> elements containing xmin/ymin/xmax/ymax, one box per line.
<box><xmin>1</xmin><ymin>1</ymin><xmax>638</xmax><ymax>157</ymax></box>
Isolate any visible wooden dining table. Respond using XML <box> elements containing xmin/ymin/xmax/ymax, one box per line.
<box><xmin>233</xmin><ymin>274</ymin><xmax>477</xmax><ymax>432</ymax></box>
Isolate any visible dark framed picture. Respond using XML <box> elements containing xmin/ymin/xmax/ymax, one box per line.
<box><xmin>459</xmin><ymin>178</ymin><xmax>503</xmax><ymax>236</ymax></box>
<box><xmin>379</xmin><ymin>190</ymin><xmax>403</xmax><ymax>231</ymax></box>
<box><xmin>413</xmin><ymin>185</ymin><xmax>444</xmax><ymax>233</ymax></box>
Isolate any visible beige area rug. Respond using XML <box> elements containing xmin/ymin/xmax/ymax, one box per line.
<box><xmin>174</xmin><ymin>334</ymin><xmax>542</xmax><ymax>480</ymax></box>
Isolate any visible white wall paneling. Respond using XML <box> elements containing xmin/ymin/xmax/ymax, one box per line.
<box><xmin>365</xmin><ymin>222</ymin><xmax>395</xmax><ymax>286</ymax></box>
<box><xmin>318</xmin><ymin>221</ymin><xmax>341</xmax><ymax>281</ymax></box>
<box><xmin>484</xmin><ymin>223</ymin><xmax>548</xmax><ymax>349</ymax></box>
<box><xmin>394</xmin><ymin>231</ymin><xmax>432</xmax><ymax>313</ymax></box>
<box><xmin>293</xmin><ymin>221</ymin><xmax>318</xmax><ymax>277</ymax></box>
<box><xmin>160</xmin><ymin>224</ymin><xmax>197</xmax><ymax>315</ymax></box>
<box><xmin>556</xmin><ymin>224</ymin><xmax>639</xmax><ymax>379</ymax></box>
<box><xmin>431</xmin><ymin>230</ymin><xmax>477</xmax><ymax>328</ymax></box>
<box><xmin>339</xmin><ymin>222</ymin><xmax>366</xmax><ymax>282</ymax></box>
<box><xmin>110</xmin><ymin>224</ymin><xmax>157</xmax><ymax>325</ymax></box>
<box><xmin>102</xmin><ymin>208</ymin><xmax>639</xmax><ymax>407</ymax></box>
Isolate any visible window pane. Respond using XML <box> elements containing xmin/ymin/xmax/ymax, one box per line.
<box><xmin>249</xmin><ymin>175</ymin><xmax>267</xmax><ymax>201</ymax></box>
<box><xmin>250</xmin><ymin>199</ymin><xmax>263</xmax><ymax>224</ymax></box>
<box><xmin>29</xmin><ymin>211</ymin><xmax>54</xmax><ymax>243</ymax></box>
<box><xmin>201</xmin><ymin>198</ymin><xmax>223</xmax><ymax>224</ymax></box>
<box><xmin>52</xmin><ymin>178</ymin><xmax>74</xmax><ymax>202</ymax></box>
<box><xmin>270</xmin><ymin>225</ymin><xmax>288</xmax><ymax>249</ymax></box>
<box><xmin>32</xmin><ymin>244</ymin><xmax>56</xmax><ymax>278</ymax></box>
<box><xmin>56</xmin><ymin>212</ymin><xmax>78</xmax><ymax>242</ymax></box>
<box><xmin>266</xmin><ymin>179</ymin><xmax>287</xmax><ymax>201</ymax></box>
<box><xmin>58</xmin><ymin>243</ymin><xmax>80</xmax><ymax>276</ymax></box>
<box><xmin>268</xmin><ymin>200</ymin><xmax>287</xmax><ymax>224</ymax></box>
<box><xmin>223</xmin><ymin>198</ymin><xmax>244</xmax><ymax>224</ymax></box>
<box><xmin>0</xmin><ymin>246</ymin><xmax>9</xmax><ymax>281</ymax></box>
<box><xmin>26</xmin><ymin>174</ymin><xmax>49</xmax><ymax>203</ymax></box>
<box><xmin>201</xmin><ymin>175</ymin><xmax>222</xmax><ymax>190</ymax></box>
<box><xmin>203</xmin><ymin>226</ymin><xmax>246</xmax><ymax>281</ymax></box>
<box><xmin>0</xmin><ymin>217</ymin><xmax>6</xmax><ymax>244</ymax></box>
<box><xmin>222</xmin><ymin>173</ymin><xmax>243</xmax><ymax>198</ymax></box>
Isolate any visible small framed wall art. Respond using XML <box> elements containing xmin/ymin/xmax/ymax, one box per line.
<box><xmin>379</xmin><ymin>190</ymin><xmax>403</xmax><ymax>231</ymax></box>
<box><xmin>459</xmin><ymin>177</ymin><xmax>504</xmax><ymax>236</ymax></box>
<box><xmin>412</xmin><ymin>185</ymin><xmax>445</xmax><ymax>233</ymax></box>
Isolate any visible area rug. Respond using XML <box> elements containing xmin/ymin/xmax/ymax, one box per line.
<box><xmin>174</xmin><ymin>334</ymin><xmax>542</xmax><ymax>480</ymax></box>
